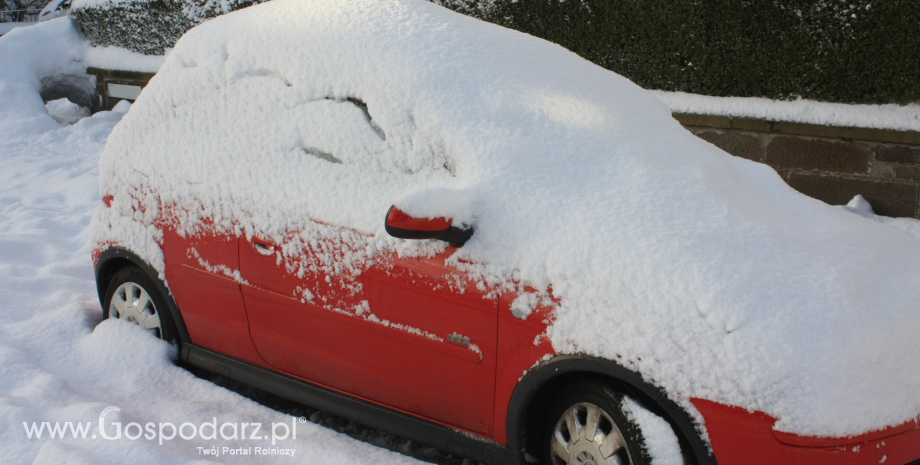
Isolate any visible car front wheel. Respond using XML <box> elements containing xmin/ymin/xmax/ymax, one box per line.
<box><xmin>545</xmin><ymin>380</ymin><xmax>650</xmax><ymax>465</ymax></box>
<box><xmin>103</xmin><ymin>265</ymin><xmax>178</xmax><ymax>343</ymax></box>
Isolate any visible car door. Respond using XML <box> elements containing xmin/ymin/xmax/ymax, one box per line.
<box><xmin>238</xmin><ymin>233</ymin><xmax>499</xmax><ymax>436</ymax></box>
<box><xmin>158</xmin><ymin>215</ymin><xmax>263</xmax><ymax>365</ymax></box>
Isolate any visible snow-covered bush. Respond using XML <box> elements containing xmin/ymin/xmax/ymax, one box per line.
<box><xmin>73</xmin><ymin>0</ymin><xmax>918</xmax><ymax>103</ymax></box>
<box><xmin>433</xmin><ymin>0</ymin><xmax>920</xmax><ymax>105</ymax></box>
<box><xmin>72</xmin><ymin>0</ymin><xmax>266</xmax><ymax>55</ymax></box>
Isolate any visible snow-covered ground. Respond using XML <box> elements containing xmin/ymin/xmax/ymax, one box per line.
<box><xmin>0</xmin><ymin>18</ymin><xmax>427</xmax><ymax>465</ymax></box>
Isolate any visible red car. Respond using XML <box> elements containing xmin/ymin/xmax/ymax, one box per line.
<box><xmin>91</xmin><ymin>0</ymin><xmax>920</xmax><ymax>464</ymax></box>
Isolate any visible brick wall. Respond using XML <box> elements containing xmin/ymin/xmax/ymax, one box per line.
<box><xmin>676</xmin><ymin>114</ymin><xmax>920</xmax><ymax>219</ymax></box>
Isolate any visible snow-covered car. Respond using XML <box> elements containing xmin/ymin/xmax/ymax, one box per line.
<box><xmin>91</xmin><ymin>0</ymin><xmax>920</xmax><ymax>464</ymax></box>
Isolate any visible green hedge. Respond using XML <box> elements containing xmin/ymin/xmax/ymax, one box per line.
<box><xmin>437</xmin><ymin>0</ymin><xmax>919</xmax><ymax>105</ymax></box>
<box><xmin>73</xmin><ymin>0</ymin><xmax>265</xmax><ymax>56</ymax></box>
<box><xmin>76</xmin><ymin>0</ymin><xmax>918</xmax><ymax>104</ymax></box>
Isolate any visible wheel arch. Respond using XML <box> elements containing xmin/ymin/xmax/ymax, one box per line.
<box><xmin>507</xmin><ymin>355</ymin><xmax>717</xmax><ymax>465</ymax></box>
<box><xmin>95</xmin><ymin>246</ymin><xmax>190</xmax><ymax>344</ymax></box>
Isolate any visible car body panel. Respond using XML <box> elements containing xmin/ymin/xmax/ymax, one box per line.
<box><xmin>238</xmin><ymin>234</ymin><xmax>498</xmax><ymax>435</ymax></box>
<box><xmin>159</xmin><ymin>225</ymin><xmax>264</xmax><ymax>365</ymax></box>
<box><xmin>492</xmin><ymin>290</ymin><xmax>557</xmax><ymax>445</ymax></box>
<box><xmin>93</xmin><ymin>199</ymin><xmax>920</xmax><ymax>464</ymax></box>
<box><xmin>692</xmin><ymin>397</ymin><xmax>920</xmax><ymax>465</ymax></box>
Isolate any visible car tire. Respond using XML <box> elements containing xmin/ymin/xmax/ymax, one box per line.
<box><xmin>544</xmin><ymin>380</ymin><xmax>651</xmax><ymax>465</ymax></box>
<box><xmin>102</xmin><ymin>265</ymin><xmax>179</xmax><ymax>344</ymax></box>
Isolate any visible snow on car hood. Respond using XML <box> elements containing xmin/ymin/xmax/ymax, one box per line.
<box><xmin>94</xmin><ymin>0</ymin><xmax>920</xmax><ymax>437</ymax></box>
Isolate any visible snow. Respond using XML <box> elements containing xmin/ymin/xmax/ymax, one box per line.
<box><xmin>0</xmin><ymin>22</ymin><xmax>31</xmax><ymax>35</ymax></box>
<box><xmin>95</xmin><ymin>0</ymin><xmax>920</xmax><ymax>440</ymax></box>
<box><xmin>46</xmin><ymin>97</ymin><xmax>91</xmax><ymax>125</ymax></box>
<box><xmin>84</xmin><ymin>45</ymin><xmax>165</xmax><ymax>73</ymax></box>
<box><xmin>621</xmin><ymin>397</ymin><xmax>683</xmax><ymax>465</ymax></box>
<box><xmin>651</xmin><ymin>90</ymin><xmax>920</xmax><ymax>132</ymax></box>
<box><xmin>0</xmin><ymin>18</ymin><xmax>425</xmax><ymax>465</ymax></box>
<box><xmin>841</xmin><ymin>195</ymin><xmax>920</xmax><ymax>240</ymax></box>
<box><xmin>71</xmin><ymin>0</ymin><xmax>153</xmax><ymax>7</ymax></box>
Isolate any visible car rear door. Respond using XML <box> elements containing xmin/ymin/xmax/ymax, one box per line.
<box><xmin>238</xmin><ymin>235</ymin><xmax>499</xmax><ymax>436</ymax></box>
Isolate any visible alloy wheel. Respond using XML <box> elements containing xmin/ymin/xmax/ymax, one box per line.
<box><xmin>108</xmin><ymin>281</ymin><xmax>162</xmax><ymax>338</ymax></box>
<box><xmin>550</xmin><ymin>402</ymin><xmax>632</xmax><ymax>465</ymax></box>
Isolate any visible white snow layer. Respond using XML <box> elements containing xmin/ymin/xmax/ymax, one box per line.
<box><xmin>841</xmin><ymin>195</ymin><xmax>920</xmax><ymax>240</ymax></box>
<box><xmin>0</xmin><ymin>18</ymin><xmax>424</xmax><ymax>465</ymax></box>
<box><xmin>621</xmin><ymin>397</ymin><xmax>683</xmax><ymax>465</ymax></box>
<box><xmin>651</xmin><ymin>90</ymin><xmax>920</xmax><ymax>132</ymax></box>
<box><xmin>46</xmin><ymin>97</ymin><xmax>91</xmax><ymax>125</ymax></box>
<box><xmin>83</xmin><ymin>45</ymin><xmax>165</xmax><ymax>73</ymax></box>
<box><xmin>93</xmin><ymin>0</ymin><xmax>920</xmax><ymax>438</ymax></box>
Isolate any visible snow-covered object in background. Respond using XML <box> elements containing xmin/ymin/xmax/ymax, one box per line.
<box><xmin>45</xmin><ymin>97</ymin><xmax>91</xmax><ymax>125</ymax></box>
<box><xmin>38</xmin><ymin>0</ymin><xmax>73</xmax><ymax>22</ymax></box>
<box><xmin>0</xmin><ymin>18</ymin><xmax>86</xmax><ymax>137</ymax></box>
<box><xmin>845</xmin><ymin>194</ymin><xmax>876</xmax><ymax>216</ymax></box>
<box><xmin>0</xmin><ymin>18</ymin><xmax>427</xmax><ymax>465</ymax></box>
<box><xmin>621</xmin><ymin>397</ymin><xmax>684</xmax><ymax>465</ymax></box>
<box><xmin>651</xmin><ymin>90</ymin><xmax>920</xmax><ymax>132</ymax></box>
<box><xmin>94</xmin><ymin>0</ymin><xmax>920</xmax><ymax>439</ymax></box>
<box><xmin>841</xmin><ymin>195</ymin><xmax>920</xmax><ymax>240</ymax></box>
<box><xmin>111</xmin><ymin>99</ymin><xmax>131</xmax><ymax>113</ymax></box>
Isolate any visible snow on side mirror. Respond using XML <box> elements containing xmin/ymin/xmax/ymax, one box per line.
<box><xmin>384</xmin><ymin>205</ymin><xmax>473</xmax><ymax>247</ymax></box>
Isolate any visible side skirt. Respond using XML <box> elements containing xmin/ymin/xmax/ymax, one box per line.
<box><xmin>181</xmin><ymin>344</ymin><xmax>521</xmax><ymax>465</ymax></box>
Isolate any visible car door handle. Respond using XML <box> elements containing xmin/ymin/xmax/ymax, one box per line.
<box><xmin>251</xmin><ymin>237</ymin><xmax>277</xmax><ymax>256</ymax></box>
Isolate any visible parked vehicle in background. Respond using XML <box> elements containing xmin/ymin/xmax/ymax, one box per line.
<box><xmin>91</xmin><ymin>0</ymin><xmax>920</xmax><ymax>464</ymax></box>
<box><xmin>38</xmin><ymin>0</ymin><xmax>71</xmax><ymax>22</ymax></box>
<box><xmin>0</xmin><ymin>0</ymin><xmax>70</xmax><ymax>35</ymax></box>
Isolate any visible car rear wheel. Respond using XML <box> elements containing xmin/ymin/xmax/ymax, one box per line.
<box><xmin>545</xmin><ymin>380</ymin><xmax>650</xmax><ymax>465</ymax></box>
<box><xmin>103</xmin><ymin>265</ymin><xmax>178</xmax><ymax>343</ymax></box>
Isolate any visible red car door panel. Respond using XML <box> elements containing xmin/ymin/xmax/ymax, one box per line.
<box><xmin>159</xmin><ymin>224</ymin><xmax>262</xmax><ymax>365</ymax></box>
<box><xmin>238</xmin><ymin>235</ymin><xmax>498</xmax><ymax>436</ymax></box>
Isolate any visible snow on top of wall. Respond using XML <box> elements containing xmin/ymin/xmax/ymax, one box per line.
<box><xmin>71</xmin><ymin>0</ymin><xmax>154</xmax><ymax>8</ymax></box>
<box><xmin>96</xmin><ymin>0</ymin><xmax>920</xmax><ymax>438</ymax></box>
<box><xmin>84</xmin><ymin>45</ymin><xmax>165</xmax><ymax>73</ymax></box>
<box><xmin>652</xmin><ymin>90</ymin><xmax>920</xmax><ymax>132</ymax></box>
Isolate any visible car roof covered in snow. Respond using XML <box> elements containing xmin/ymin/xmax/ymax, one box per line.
<box><xmin>96</xmin><ymin>0</ymin><xmax>920</xmax><ymax>438</ymax></box>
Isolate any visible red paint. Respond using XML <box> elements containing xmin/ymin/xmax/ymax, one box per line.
<box><xmin>95</xmin><ymin>201</ymin><xmax>920</xmax><ymax>463</ymax></box>
<box><xmin>158</xmin><ymin>225</ymin><xmax>263</xmax><ymax>365</ymax></box>
<box><xmin>692</xmin><ymin>397</ymin><xmax>920</xmax><ymax>464</ymax></box>
<box><xmin>773</xmin><ymin>419</ymin><xmax>919</xmax><ymax>447</ymax></box>
<box><xmin>238</xmin><ymin>233</ymin><xmax>498</xmax><ymax>435</ymax></box>
<box><xmin>493</xmin><ymin>290</ymin><xmax>557</xmax><ymax>445</ymax></box>
<box><xmin>386</xmin><ymin>206</ymin><xmax>451</xmax><ymax>231</ymax></box>
<box><xmin>102</xmin><ymin>195</ymin><xmax>114</xmax><ymax>207</ymax></box>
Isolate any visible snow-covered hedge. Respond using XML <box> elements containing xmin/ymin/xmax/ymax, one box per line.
<box><xmin>434</xmin><ymin>0</ymin><xmax>920</xmax><ymax>105</ymax></box>
<box><xmin>73</xmin><ymin>0</ymin><xmax>919</xmax><ymax>104</ymax></box>
<box><xmin>72</xmin><ymin>0</ymin><xmax>266</xmax><ymax>55</ymax></box>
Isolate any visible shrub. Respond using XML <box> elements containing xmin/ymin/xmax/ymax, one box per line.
<box><xmin>434</xmin><ymin>0</ymin><xmax>920</xmax><ymax>104</ymax></box>
<box><xmin>75</xmin><ymin>0</ymin><xmax>919</xmax><ymax>104</ymax></box>
<box><xmin>73</xmin><ymin>0</ymin><xmax>266</xmax><ymax>56</ymax></box>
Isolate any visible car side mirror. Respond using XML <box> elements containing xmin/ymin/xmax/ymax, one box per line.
<box><xmin>384</xmin><ymin>205</ymin><xmax>474</xmax><ymax>247</ymax></box>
